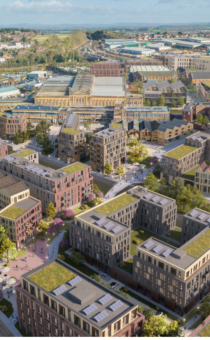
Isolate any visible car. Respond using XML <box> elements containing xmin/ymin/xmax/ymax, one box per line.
<box><xmin>110</xmin><ymin>281</ymin><xmax>118</xmax><ymax>289</ymax></box>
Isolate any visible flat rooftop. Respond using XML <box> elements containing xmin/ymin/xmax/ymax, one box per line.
<box><xmin>94</xmin><ymin>126</ymin><xmax>123</xmax><ymax>138</ymax></box>
<box><xmin>95</xmin><ymin>194</ymin><xmax>138</xmax><ymax>215</ymax></box>
<box><xmin>25</xmin><ymin>259</ymin><xmax>136</xmax><ymax>329</ymax></box>
<box><xmin>61</xmin><ymin>163</ymin><xmax>88</xmax><ymax>174</ymax></box>
<box><xmin>16</xmin><ymin>149</ymin><xmax>36</xmax><ymax>157</ymax></box>
<box><xmin>130</xmin><ymin>65</ymin><xmax>173</xmax><ymax>73</ymax></box>
<box><xmin>121</xmin><ymin>47</ymin><xmax>155</xmax><ymax>53</ymax></box>
<box><xmin>13</xmin><ymin>105</ymin><xmax>60</xmax><ymax>111</ymax></box>
<box><xmin>36</xmin><ymin>76</ymin><xmax>75</xmax><ymax>97</ymax></box>
<box><xmin>62</xmin><ymin>114</ymin><xmax>80</xmax><ymax>134</ymax></box>
<box><xmin>164</xmin><ymin>145</ymin><xmax>198</xmax><ymax>159</ymax></box>
<box><xmin>92</xmin><ymin>77</ymin><xmax>125</xmax><ymax>97</ymax></box>
<box><xmin>0</xmin><ymin>197</ymin><xmax>38</xmax><ymax>220</ymax></box>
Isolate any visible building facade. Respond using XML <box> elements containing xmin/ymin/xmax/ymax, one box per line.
<box><xmin>198</xmin><ymin>81</ymin><xmax>210</xmax><ymax>102</ymax></box>
<box><xmin>0</xmin><ymin>113</ymin><xmax>27</xmax><ymax>140</ymax></box>
<box><xmin>189</xmin><ymin>71</ymin><xmax>210</xmax><ymax>84</ymax></box>
<box><xmin>167</xmin><ymin>55</ymin><xmax>210</xmax><ymax>71</ymax></box>
<box><xmin>131</xmin><ymin>66</ymin><xmax>175</xmax><ymax>82</ymax></box>
<box><xmin>90</xmin><ymin>124</ymin><xmax>126</xmax><ymax>172</ymax></box>
<box><xmin>15</xmin><ymin>259</ymin><xmax>144</xmax><ymax>337</ymax></box>
<box><xmin>58</xmin><ymin>114</ymin><xmax>86</xmax><ymax>163</ymax></box>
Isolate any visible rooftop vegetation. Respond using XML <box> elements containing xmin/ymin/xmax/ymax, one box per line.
<box><xmin>184</xmin><ymin>229</ymin><xmax>210</xmax><ymax>258</ymax></box>
<box><xmin>16</xmin><ymin>150</ymin><xmax>35</xmax><ymax>157</ymax></box>
<box><xmin>202</xmin><ymin>81</ymin><xmax>210</xmax><ymax>87</ymax></box>
<box><xmin>199</xmin><ymin>323</ymin><xmax>210</xmax><ymax>337</ymax></box>
<box><xmin>164</xmin><ymin>145</ymin><xmax>197</xmax><ymax>160</ymax></box>
<box><xmin>28</xmin><ymin>263</ymin><xmax>76</xmax><ymax>292</ymax></box>
<box><xmin>95</xmin><ymin>194</ymin><xmax>138</xmax><ymax>215</ymax></box>
<box><xmin>62</xmin><ymin>163</ymin><xmax>87</xmax><ymax>174</ymax></box>
<box><xmin>1</xmin><ymin>206</ymin><xmax>26</xmax><ymax>219</ymax></box>
<box><xmin>63</xmin><ymin>128</ymin><xmax>80</xmax><ymax>135</ymax></box>
<box><xmin>110</xmin><ymin>124</ymin><xmax>122</xmax><ymax>129</ymax></box>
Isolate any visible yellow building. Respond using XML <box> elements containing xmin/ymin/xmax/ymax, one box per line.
<box><xmin>35</xmin><ymin>74</ymin><xmax>143</xmax><ymax>108</ymax></box>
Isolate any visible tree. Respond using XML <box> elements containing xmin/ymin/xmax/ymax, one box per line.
<box><xmin>87</xmin><ymin>193</ymin><xmax>96</xmax><ymax>202</ymax></box>
<box><xmin>135</xmin><ymin>80</ymin><xmax>143</xmax><ymax>88</ymax></box>
<box><xmin>89</xmin><ymin>197</ymin><xmax>103</xmax><ymax>207</ymax></box>
<box><xmin>177</xmin><ymin>96</ymin><xmax>184</xmax><ymax>107</ymax></box>
<box><xmin>178</xmin><ymin>31</ymin><xmax>182</xmax><ymax>35</ymax></box>
<box><xmin>190</xmin><ymin>65</ymin><xmax>195</xmax><ymax>71</ymax></box>
<box><xmin>144</xmin><ymin>173</ymin><xmax>159</xmax><ymax>191</ymax></box>
<box><xmin>152</xmin><ymin>100</ymin><xmax>157</xmax><ymax>106</ymax></box>
<box><xmin>189</xmin><ymin>185</ymin><xmax>207</xmax><ymax>209</ymax></box>
<box><xmin>115</xmin><ymin>165</ymin><xmax>126</xmax><ymax>177</ymax></box>
<box><xmin>36</xmin><ymin>119</ymin><xmax>51</xmax><ymax>137</ymax></box>
<box><xmin>46</xmin><ymin>202</ymin><xmax>56</xmax><ymax>218</ymax></box>
<box><xmin>41</xmin><ymin>136</ymin><xmax>53</xmax><ymax>155</ymax></box>
<box><xmin>203</xmin><ymin>116</ymin><xmax>210</xmax><ymax>126</ymax></box>
<box><xmin>69</xmin><ymin>251</ymin><xmax>85</xmax><ymax>266</ymax></box>
<box><xmin>96</xmin><ymin>191</ymin><xmax>104</xmax><ymax>198</ymax></box>
<box><xmin>169</xmin><ymin>179</ymin><xmax>182</xmax><ymax>199</ymax></box>
<box><xmin>26</xmin><ymin>122</ymin><xmax>35</xmax><ymax>138</ymax></box>
<box><xmin>93</xmin><ymin>184</ymin><xmax>100</xmax><ymax>194</ymax></box>
<box><xmin>171</xmin><ymin>100</ymin><xmax>177</xmax><ymax>107</ymax></box>
<box><xmin>84</xmin><ymin>119</ymin><xmax>92</xmax><ymax>130</ymax></box>
<box><xmin>198</xmin><ymin>300</ymin><xmax>210</xmax><ymax>320</ymax></box>
<box><xmin>138</xmin><ymin>305</ymin><xmax>154</xmax><ymax>321</ymax></box>
<box><xmin>37</xmin><ymin>220</ymin><xmax>49</xmax><ymax>233</ymax></box>
<box><xmin>104</xmin><ymin>163</ymin><xmax>112</xmax><ymax>175</ymax></box>
<box><xmin>62</xmin><ymin>209</ymin><xmax>75</xmax><ymax>219</ymax></box>
<box><xmin>176</xmin><ymin>187</ymin><xmax>193</xmax><ymax>211</ymax></box>
<box><xmin>196</xmin><ymin>113</ymin><xmax>204</xmax><ymax>125</ymax></box>
<box><xmin>180</xmin><ymin>75</ymin><xmax>185</xmax><ymax>82</ymax></box>
<box><xmin>0</xmin><ymin>225</ymin><xmax>8</xmax><ymax>243</ymax></box>
<box><xmin>122</xmin><ymin>72</ymin><xmax>128</xmax><ymax>81</ymax></box>
<box><xmin>0</xmin><ymin>238</ymin><xmax>16</xmax><ymax>260</ymax></box>
<box><xmin>146</xmin><ymin>99</ymin><xmax>151</xmax><ymax>106</ymax></box>
<box><xmin>85</xmin><ymin>133</ymin><xmax>92</xmax><ymax>148</ymax></box>
<box><xmin>143</xmin><ymin>314</ymin><xmax>181</xmax><ymax>337</ymax></box>
<box><xmin>158</xmin><ymin>95</ymin><xmax>165</xmax><ymax>106</ymax></box>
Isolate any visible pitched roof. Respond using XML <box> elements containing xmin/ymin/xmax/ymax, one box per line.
<box><xmin>157</xmin><ymin>118</ymin><xmax>188</xmax><ymax>132</ymax></box>
<box><xmin>157</xmin><ymin>80</ymin><xmax>170</xmax><ymax>90</ymax></box>
<box><xmin>145</xmin><ymin>120</ymin><xmax>159</xmax><ymax>132</ymax></box>
<box><xmin>170</xmin><ymin>80</ymin><xmax>186</xmax><ymax>90</ymax></box>
<box><xmin>199</xmin><ymin>162</ymin><xmax>208</xmax><ymax>172</ymax></box>
<box><xmin>5</xmin><ymin>181</ymin><xmax>28</xmax><ymax>196</ymax></box>
<box><xmin>0</xmin><ymin>175</ymin><xmax>16</xmax><ymax>190</ymax></box>
<box><xmin>143</xmin><ymin>81</ymin><xmax>157</xmax><ymax>90</ymax></box>
<box><xmin>191</xmin><ymin>71</ymin><xmax>210</xmax><ymax>80</ymax></box>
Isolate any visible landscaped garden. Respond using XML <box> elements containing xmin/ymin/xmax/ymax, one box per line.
<box><xmin>63</xmin><ymin>128</ymin><xmax>80</xmax><ymax>135</ymax></box>
<box><xmin>1</xmin><ymin>206</ymin><xmax>26</xmax><ymax>219</ymax></box>
<box><xmin>110</xmin><ymin>124</ymin><xmax>122</xmax><ymax>129</ymax></box>
<box><xmin>0</xmin><ymin>298</ymin><xmax>13</xmax><ymax>318</ymax></box>
<box><xmin>95</xmin><ymin>194</ymin><xmax>138</xmax><ymax>215</ymax></box>
<box><xmin>199</xmin><ymin>323</ymin><xmax>210</xmax><ymax>336</ymax></box>
<box><xmin>16</xmin><ymin>150</ymin><xmax>35</xmax><ymax>157</ymax></box>
<box><xmin>184</xmin><ymin>229</ymin><xmax>210</xmax><ymax>258</ymax></box>
<box><xmin>164</xmin><ymin>145</ymin><xmax>198</xmax><ymax>160</ymax></box>
<box><xmin>62</xmin><ymin>163</ymin><xmax>87</xmax><ymax>174</ymax></box>
<box><xmin>166</xmin><ymin>228</ymin><xmax>182</xmax><ymax>243</ymax></box>
<box><xmin>29</xmin><ymin>263</ymin><xmax>76</xmax><ymax>292</ymax></box>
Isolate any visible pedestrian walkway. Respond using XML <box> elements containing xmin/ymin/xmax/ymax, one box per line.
<box><xmin>48</xmin><ymin>230</ymin><xmax>66</xmax><ymax>261</ymax></box>
<box><xmin>0</xmin><ymin>310</ymin><xmax>22</xmax><ymax>337</ymax></box>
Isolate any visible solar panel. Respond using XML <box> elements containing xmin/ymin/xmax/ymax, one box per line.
<box><xmin>189</xmin><ymin>209</ymin><xmax>198</xmax><ymax>217</ymax></box>
<box><xmin>31</xmin><ymin>167</ymin><xmax>40</xmax><ymax>172</ymax></box>
<box><xmin>83</xmin><ymin>304</ymin><xmax>98</xmax><ymax>315</ymax></box>
<box><xmin>96</xmin><ymin>218</ymin><xmax>106</xmax><ymax>226</ymax></box>
<box><xmin>144</xmin><ymin>193</ymin><xmax>153</xmax><ymax>199</ymax></box>
<box><xmin>53</xmin><ymin>284</ymin><xmax>67</xmax><ymax>296</ymax></box>
<box><xmin>153</xmin><ymin>244</ymin><xmax>163</xmax><ymax>253</ymax></box>
<box><xmin>103</xmin><ymin>222</ymin><xmax>114</xmax><ymax>230</ymax></box>
<box><xmin>151</xmin><ymin>195</ymin><xmax>160</xmax><ymax>202</ymax></box>
<box><xmin>191</xmin><ymin>135</ymin><xmax>197</xmax><ymax>140</ymax></box>
<box><xmin>112</xmin><ymin>226</ymin><xmax>122</xmax><ymax>233</ymax></box>
<box><xmin>25</xmin><ymin>164</ymin><xmax>34</xmax><ymax>170</ymax></box>
<box><xmin>197</xmin><ymin>137</ymin><xmax>203</xmax><ymax>142</ymax></box>
<box><xmin>162</xmin><ymin>249</ymin><xmax>172</xmax><ymax>258</ymax></box>
<box><xmin>198</xmin><ymin>213</ymin><xmax>207</xmax><ymax>220</ymax></box>
<box><xmin>99</xmin><ymin>294</ymin><xmax>113</xmax><ymax>305</ymax></box>
<box><xmin>4</xmin><ymin>156</ymin><xmax>14</xmax><ymax>161</ymax></box>
<box><xmin>94</xmin><ymin>310</ymin><xmax>109</xmax><ymax>323</ymax></box>
<box><xmin>69</xmin><ymin>276</ymin><xmax>82</xmax><ymax>286</ymax></box>
<box><xmin>110</xmin><ymin>300</ymin><xmax>124</xmax><ymax>312</ymax></box>
<box><xmin>41</xmin><ymin>172</ymin><xmax>50</xmax><ymax>177</ymax></box>
<box><xmin>159</xmin><ymin>199</ymin><xmax>168</xmax><ymax>205</ymax></box>
<box><xmin>144</xmin><ymin>240</ymin><xmax>154</xmax><ymax>249</ymax></box>
<box><xmin>207</xmin><ymin>218</ymin><xmax>210</xmax><ymax>223</ymax></box>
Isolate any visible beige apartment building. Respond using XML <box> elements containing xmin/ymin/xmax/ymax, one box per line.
<box><xmin>167</xmin><ymin>55</ymin><xmax>210</xmax><ymax>71</ymax></box>
<box><xmin>58</xmin><ymin>114</ymin><xmax>86</xmax><ymax>163</ymax></box>
<box><xmin>195</xmin><ymin>162</ymin><xmax>210</xmax><ymax>194</ymax></box>
<box><xmin>0</xmin><ymin>113</ymin><xmax>26</xmax><ymax>140</ymax></box>
<box><xmin>90</xmin><ymin>124</ymin><xmax>126</xmax><ymax>172</ymax></box>
<box><xmin>156</xmin><ymin>119</ymin><xmax>193</xmax><ymax>145</ymax></box>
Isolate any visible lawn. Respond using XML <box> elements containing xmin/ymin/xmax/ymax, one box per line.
<box><xmin>122</xmin><ymin>259</ymin><xmax>133</xmax><ymax>274</ymax></box>
<box><xmin>62</xmin><ymin>163</ymin><xmax>87</xmax><ymax>174</ymax></box>
<box><xmin>29</xmin><ymin>262</ymin><xmax>76</xmax><ymax>292</ymax></box>
<box><xmin>130</xmin><ymin>228</ymin><xmax>178</xmax><ymax>256</ymax></box>
<box><xmin>8</xmin><ymin>150</ymin><xmax>15</xmax><ymax>155</ymax></box>
<box><xmin>16</xmin><ymin>150</ymin><xmax>35</xmax><ymax>157</ymax></box>
<box><xmin>93</xmin><ymin>179</ymin><xmax>112</xmax><ymax>196</ymax></box>
<box><xmin>15</xmin><ymin>321</ymin><xmax>32</xmax><ymax>337</ymax></box>
<box><xmin>110</xmin><ymin>124</ymin><xmax>122</xmax><ymax>129</ymax></box>
<box><xmin>63</xmin><ymin>128</ymin><xmax>80</xmax><ymax>135</ymax></box>
<box><xmin>202</xmin><ymin>81</ymin><xmax>210</xmax><ymax>87</ymax></box>
<box><xmin>164</xmin><ymin>145</ymin><xmax>198</xmax><ymax>160</ymax></box>
<box><xmin>1</xmin><ymin>206</ymin><xmax>26</xmax><ymax>219</ymax></box>
<box><xmin>184</xmin><ymin>228</ymin><xmax>210</xmax><ymax>258</ymax></box>
<box><xmin>95</xmin><ymin>194</ymin><xmax>138</xmax><ymax>215</ymax></box>
<box><xmin>72</xmin><ymin>205</ymin><xmax>89</xmax><ymax>215</ymax></box>
<box><xmin>32</xmin><ymin>34</ymin><xmax>71</xmax><ymax>42</ymax></box>
<box><xmin>166</xmin><ymin>228</ymin><xmax>182</xmax><ymax>243</ymax></box>
<box><xmin>0</xmin><ymin>298</ymin><xmax>13</xmax><ymax>318</ymax></box>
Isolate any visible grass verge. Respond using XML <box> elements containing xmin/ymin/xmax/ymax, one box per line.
<box><xmin>188</xmin><ymin>318</ymin><xmax>203</xmax><ymax>330</ymax></box>
<box><xmin>0</xmin><ymin>298</ymin><xmax>13</xmax><ymax>318</ymax></box>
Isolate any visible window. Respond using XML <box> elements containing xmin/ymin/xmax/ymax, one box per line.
<box><xmin>158</xmin><ymin>261</ymin><xmax>164</xmax><ymax>270</ymax></box>
<box><xmin>171</xmin><ymin>267</ymin><xmax>177</xmax><ymax>276</ymax></box>
<box><xmin>123</xmin><ymin>314</ymin><xmax>129</xmax><ymax>325</ymax></box>
<box><xmin>83</xmin><ymin>321</ymin><xmax>89</xmax><ymax>333</ymax></box>
<box><xmin>114</xmin><ymin>321</ymin><xmax>120</xmax><ymax>332</ymax></box>
<box><xmin>108</xmin><ymin>326</ymin><xmax>111</xmax><ymax>337</ymax></box>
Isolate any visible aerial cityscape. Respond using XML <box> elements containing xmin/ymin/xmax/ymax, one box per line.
<box><xmin>2</xmin><ymin>0</ymin><xmax>210</xmax><ymax>338</ymax></box>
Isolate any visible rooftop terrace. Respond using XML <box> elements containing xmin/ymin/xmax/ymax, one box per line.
<box><xmin>63</xmin><ymin>128</ymin><xmax>80</xmax><ymax>135</ymax></box>
<box><xmin>16</xmin><ymin>150</ymin><xmax>35</xmax><ymax>157</ymax></box>
<box><xmin>164</xmin><ymin>145</ymin><xmax>198</xmax><ymax>159</ymax></box>
<box><xmin>61</xmin><ymin>163</ymin><xmax>87</xmax><ymax>174</ymax></box>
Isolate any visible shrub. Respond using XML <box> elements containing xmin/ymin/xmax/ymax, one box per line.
<box><xmin>57</xmin><ymin>254</ymin><xmax>65</xmax><ymax>261</ymax></box>
<box><xmin>123</xmin><ymin>287</ymin><xmax>129</xmax><ymax>293</ymax></box>
<box><xmin>4</xmin><ymin>263</ymin><xmax>9</xmax><ymax>267</ymax></box>
<box><xmin>139</xmin><ymin>230</ymin><xmax>144</xmax><ymax>234</ymax></box>
<box><xmin>93</xmin><ymin>184</ymin><xmax>100</xmax><ymax>194</ymax></box>
<box><xmin>89</xmin><ymin>197</ymin><xmax>103</xmax><ymax>207</ymax></box>
<box><xmin>133</xmin><ymin>239</ymin><xmax>140</xmax><ymax>245</ymax></box>
<box><xmin>156</xmin><ymin>305</ymin><xmax>160</xmax><ymax>311</ymax></box>
<box><xmin>63</xmin><ymin>228</ymin><xmax>69</xmax><ymax>241</ymax></box>
<box><xmin>96</xmin><ymin>191</ymin><xmax>104</xmax><ymax>198</ymax></box>
<box><xmin>48</xmin><ymin>218</ymin><xmax>64</xmax><ymax>235</ymax></box>
<box><xmin>87</xmin><ymin>193</ymin><xmax>96</xmax><ymax>202</ymax></box>
<box><xmin>62</xmin><ymin>209</ymin><xmax>75</xmax><ymax>219</ymax></box>
<box><xmin>0</xmin><ymin>305</ymin><xmax>8</xmax><ymax>312</ymax></box>
<box><xmin>80</xmin><ymin>204</ymin><xmax>88</xmax><ymax>210</ymax></box>
<box><xmin>119</xmin><ymin>261</ymin><xmax>125</xmax><ymax>268</ymax></box>
<box><xmin>11</xmin><ymin>276</ymin><xmax>17</xmax><ymax>280</ymax></box>
<box><xmin>167</xmin><ymin>233</ymin><xmax>171</xmax><ymax>237</ymax></box>
<box><xmin>59</xmin><ymin>239</ymin><xmax>70</xmax><ymax>250</ymax></box>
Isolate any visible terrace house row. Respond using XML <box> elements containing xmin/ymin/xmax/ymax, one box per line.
<box><xmin>161</xmin><ymin>131</ymin><xmax>210</xmax><ymax>183</ymax></box>
<box><xmin>133</xmin><ymin>224</ymin><xmax>210</xmax><ymax>316</ymax></box>
<box><xmin>69</xmin><ymin>187</ymin><xmax>177</xmax><ymax>274</ymax></box>
<box><xmin>0</xmin><ymin>150</ymin><xmax>93</xmax><ymax>213</ymax></box>
<box><xmin>16</xmin><ymin>259</ymin><xmax>144</xmax><ymax>337</ymax></box>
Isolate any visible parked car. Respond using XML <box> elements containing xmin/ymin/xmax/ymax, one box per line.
<box><xmin>110</xmin><ymin>281</ymin><xmax>118</xmax><ymax>289</ymax></box>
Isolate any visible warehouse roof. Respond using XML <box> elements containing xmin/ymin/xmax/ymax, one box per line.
<box><xmin>157</xmin><ymin>118</ymin><xmax>189</xmax><ymax>132</ymax></box>
<box><xmin>190</xmin><ymin>71</ymin><xmax>210</xmax><ymax>80</ymax></box>
<box><xmin>0</xmin><ymin>86</ymin><xmax>19</xmax><ymax>93</ymax></box>
<box><xmin>92</xmin><ymin>77</ymin><xmax>125</xmax><ymax>97</ymax></box>
<box><xmin>130</xmin><ymin>65</ymin><xmax>173</xmax><ymax>73</ymax></box>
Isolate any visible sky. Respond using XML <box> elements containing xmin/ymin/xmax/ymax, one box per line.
<box><xmin>0</xmin><ymin>0</ymin><xmax>208</xmax><ymax>26</ymax></box>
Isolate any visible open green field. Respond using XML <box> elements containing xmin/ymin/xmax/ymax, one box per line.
<box><xmin>32</xmin><ymin>34</ymin><xmax>72</xmax><ymax>42</ymax></box>
<box><xmin>166</xmin><ymin>228</ymin><xmax>182</xmax><ymax>243</ymax></box>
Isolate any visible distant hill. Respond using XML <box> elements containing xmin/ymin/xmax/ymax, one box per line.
<box><xmin>87</xmin><ymin>30</ymin><xmax>132</xmax><ymax>41</ymax></box>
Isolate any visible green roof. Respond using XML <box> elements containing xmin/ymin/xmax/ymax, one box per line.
<box><xmin>184</xmin><ymin>229</ymin><xmax>210</xmax><ymax>259</ymax></box>
<box><xmin>202</xmin><ymin>81</ymin><xmax>210</xmax><ymax>87</ymax></box>
<box><xmin>1</xmin><ymin>206</ymin><xmax>26</xmax><ymax>219</ymax></box>
<box><xmin>95</xmin><ymin>194</ymin><xmax>138</xmax><ymax>215</ymax></box>
<box><xmin>110</xmin><ymin>124</ymin><xmax>122</xmax><ymax>129</ymax></box>
<box><xmin>199</xmin><ymin>323</ymin><xmax>210</xmax><ymax>337</ymax></box>
<box><xmin>164</xmin><ymin>145</ymin><xmax>197</xmax><ymax>159</ymax></box>
<box><xmin>62</xmin><ymin>163</ymin><xmax>87</xmax><ymax>174</ymax></box>
<box><xmin>28</xmin><ymin>263</ymin><xmax>76</xmax><ymax>292</ymax></box>
<box><xmin>63</xmin><ymin>128</ymin><xmax>80</xmax><ymax>135</ymax></box>
<box><xmin>16</xmin><ymin>150</ymin><xmax>35</xmax><ymax>157</ymax></box>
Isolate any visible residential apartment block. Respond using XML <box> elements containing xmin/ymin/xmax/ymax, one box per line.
<box><xmin>0</xmin><ymin>172</ymin><xmax>41</xmax><ymax>249</ymax></box>
<box><xmin>0</xmin><ymin>150</ymin><xmax>93</xmax><ymax>213</ymax></box>
<box><xmin>90</xmin><ymin>124</ymin><xmax>126</xmax><ymax>172</ymax></box>
<box><xmin>58</xmin><ymin>114</ymin><xmax>86</xmax><ymax>163</ymax></box>
<box><xmin>182</xmin><ymin>102</ymin><xmax>210</xmax><ymax>122</ymax></box>
<box><xmin>167</xmin><ymin>55</ymin><xmax>210</xmax><ymax>71</ymax></box>
<box><xmin>194</xmin><ymin>162</ymin><xmax>210</xmax><ymax>195</ymax></box>
<box><xmin>161</xmin><ymin>131</ymin><xmax>210</xmax><ymax>183</ymax></box>
<box><xmin>131</xmin><ymin>66</ymin><xmax>175</xmax><ymax>82</ymax></box>
<box><xmin>133</xmin><ymin>224</ymin><xmax>210</xmax><ymax>315</ymax></box>
<box><xmin>0</xmin><ymin>113</ymin><xmax>27</xmax><ymax>140</ymax></box>
<box><xmin>143</xmin><ymin>80</ymin><xmax>187</xmax><ymax>105</ymax></box>
<box><xmin>15</xmin><ymin>259</ymin><xmax>144</xmax><ymax>337</ymax></box>
<box><xmin>189</xmin><ymin>71</ymin><xmax>210</xmax><ymax>84</ymax></box>
<box><xmin>181</xmin><ymin>208</ymin><xmax>210</xmax><ymax>244</ymax></box>
<box><xmin>198</xmin><ymin>81</ymin><xmax>210</xmax><ymax>102</ymax></box>
<box><xmin>70</xmin><ymin>187</ymin><xmax>177</xmax><ymax>274</ymax></box>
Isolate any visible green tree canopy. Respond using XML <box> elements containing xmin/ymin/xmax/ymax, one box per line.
<box><xmin>85</xmin><ymin>133</ymin><xmax>92</xmax><ymax>148</ymax></box>
<box><xmin>37</xmin><ymin>220</ymin><xmax>49</xmax><ymax>233</ymax></box>
<box><xmin>69</xmin><ymin>251</ymin><xmax>85</xmax><ymax>266</ymax></box>
<box><xmin>103</xmin><ymin>163</ymin><xmax>112</xmax><ymax>175</ymax></box>
<box><xmin>46</xmin><ymin>202</ymin><xmax>56</xmax><ymax>218</ymax></box>
<box><xmin>143</xmin><ymin>314</ymin><xmax>182</xmax><ymax>337</ymax></box>
<box><xmin>84</xmin><ymin>119</ymin><xmax>92</xmax><ymax>130</ymax></box>
<box><xmin>177</xmin><ymin>96</ymin><xmax>184</xmax><ymax>107</ymax></box>
<box><xmin>144</xmin><ymin>173</ymin><xmax>159</xmax><ymax>191</ymax></box>
<box><xmin>158</xmin><ymin>95</ymin><xmax>165</xmax><ymax>106</ymax></box>
<box><xmin>177</xmin><ymin>186</ymin><xmax>193</xmax><ymax>211</ymax></box>
<box><xmin>115</xmin><ymin>165</ymin><xmax>126</xmax><ymax>177</ymax></box>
